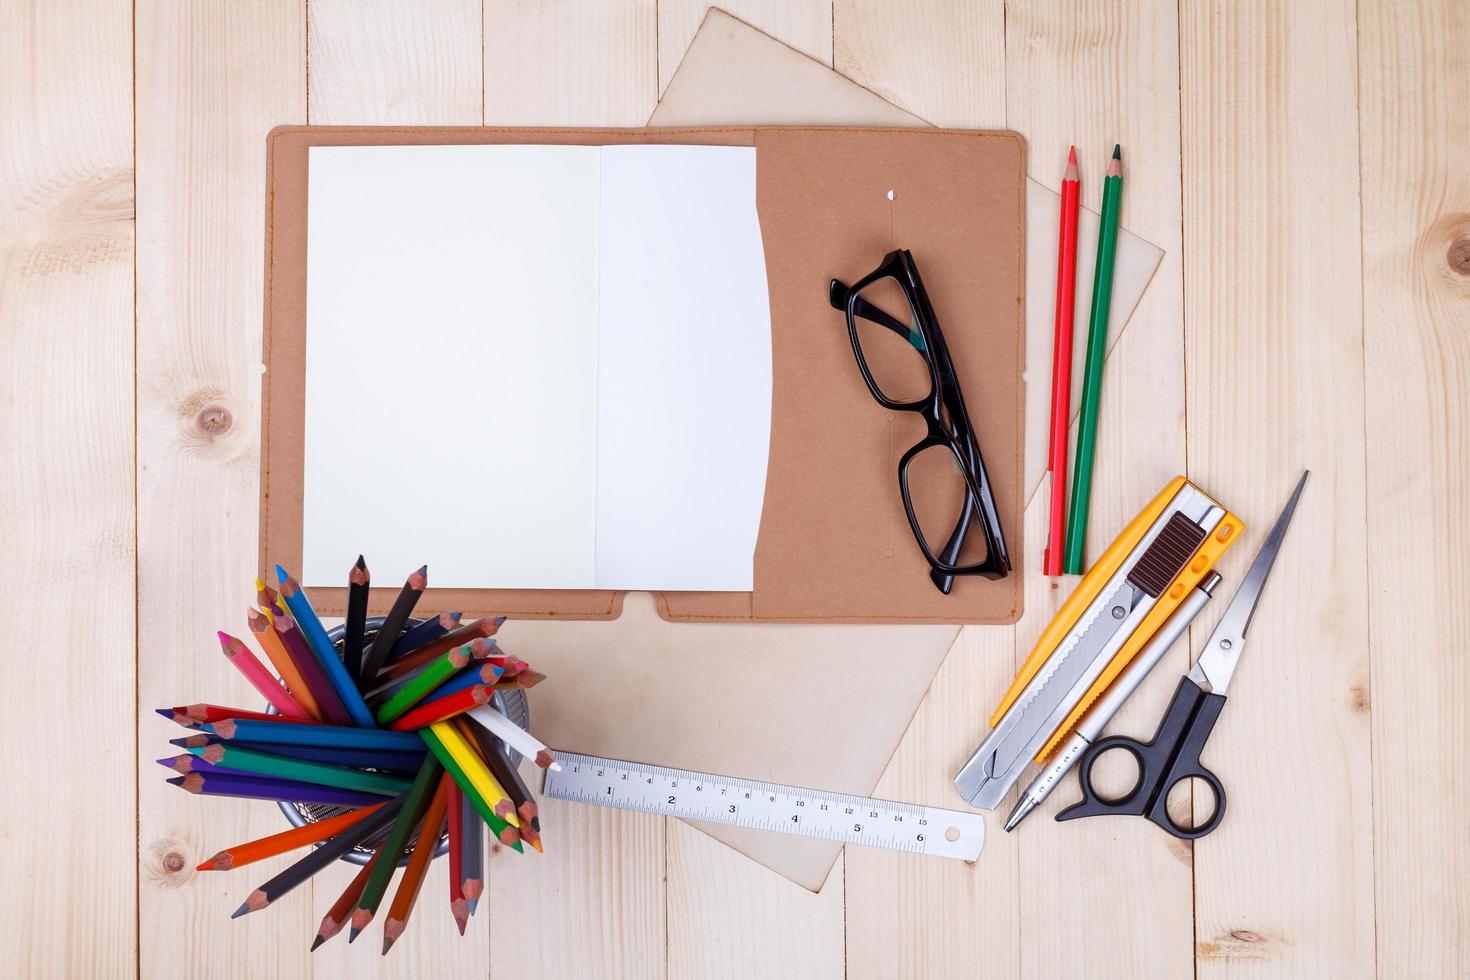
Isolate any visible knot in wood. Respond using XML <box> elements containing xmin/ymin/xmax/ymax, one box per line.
<box><xmin>195</xmin><ymin>402</ymin><xmax>233</xmax><ymax>437</ymax></box>
<box><xmin>1449</xmin><ymin>239</ymin><xmax>1470</xmax><ymax>276</ymax></box>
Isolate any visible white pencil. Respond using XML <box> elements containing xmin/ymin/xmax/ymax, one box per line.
<box><xmin>468</xmin><ymin>704</ymin><xmax>561</xmax><ymax>771</ymax></box>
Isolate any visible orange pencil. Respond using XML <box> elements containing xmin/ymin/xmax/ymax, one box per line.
<box><xmin>197</xmin><ymin>803</ymin><xmax>384</xmax><ymax>870</ymax></box>
<box><xmin>381</xmin><ymin>776</ymin><xmax>451</xmax><ymax>955</ymax></box>
<box><xmin>248</xmin><ymin>607</ymin><xmax>322</xmax><ymax>719</ymax></box>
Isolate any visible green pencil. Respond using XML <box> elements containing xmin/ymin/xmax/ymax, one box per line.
<box><xmin>1063</xmin><ymin>145</ymin><xmax>1124</xmax><ymax>573</ymax></box>
<box><xmin>419</xmin><ymin>724</ymin><xmax>524</xmax><ymax>851</ymax></box>
<box><xmin>187</xmin><ymin>743</ymin><xmax>412</xmax><ymax>796</ymax></box>
<box><xmin>374</xmin><ymin>645</ymin><xmax>474</xmax><ymax>724</ymax></box>
<box><xmin>349</xmin><ymin>755</ymin><xmax>443</xmax><ymax>941</ymax></box>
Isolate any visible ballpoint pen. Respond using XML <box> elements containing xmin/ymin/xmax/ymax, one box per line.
<box><xmin>1004</xmin><ymin>570</ymin><xmax>1223</xmax><ymax>832</ymax></box>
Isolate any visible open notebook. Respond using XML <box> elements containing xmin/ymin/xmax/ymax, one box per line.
<box><xmin>303</xmin><ymin>144</ymin><xmax>771</xmax><ymax>591</ymax></box>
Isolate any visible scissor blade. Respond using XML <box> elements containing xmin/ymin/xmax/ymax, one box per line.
<box><xmin>1190</xmin><ymin>471</ymin><xmax>1310</xmax><ymax>694</ymax></box>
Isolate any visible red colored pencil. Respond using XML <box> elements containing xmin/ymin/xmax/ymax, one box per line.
<box><xmin>446</xmin><ymin>781</ymin><xmax>468</xmax><ymax>935</ymax></box>
<box><xmin>156</xmin><ymin>704</ymin><xmax>319</xmax><ymax>727</ymax></box>
<box><xmin>387</xmin><ymin>684</ymin><xmax>492</xmax><ymax>732</ymax></box>
<box><xmin>1044</xmin><ymin>145</ymin><xmax>1081</xmax><ymax>577</ymax></box>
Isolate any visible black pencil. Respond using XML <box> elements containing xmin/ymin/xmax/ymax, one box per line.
<box><xmin>231</xmin><ymin>792</ymin><xmax>405</xmax><ymax>918</ymax></box>
<box><xmin>360</xmin><ymin>565</ymin><xmax>427</xmax><ymax>680</ymax></box>
<box><xmin>345</xmin><ymin>556</ymin><xmax>370</xmax><ymax>684</ymax></box>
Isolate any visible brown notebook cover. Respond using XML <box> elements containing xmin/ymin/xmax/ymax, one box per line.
<box><xmin>261</xmin><ymin>125</ymin><xmax>1025</xmax><ymax>625</ymax></box>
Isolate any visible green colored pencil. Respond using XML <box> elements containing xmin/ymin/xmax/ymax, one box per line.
<box><xmin>187</xmin><ymin>743</ymin><xmax>411</xmax><ymax>796</ymax></box>
<box><xmin>349</xmin><ymin>755</ymin><xmax>443</xmax><ymax>941</ymax></box>
<box><xmin>1064</xmin><ymin>144</ymin><xmax>1124</xmax><ymax>573</ymax></box>
<box><xmin>374</xmin><ymin>645</ymin><xmax>473</xmax><ymax>724</ymax></box>
<box><xmin>419</xmin><ymin>724</ymin><xmax>523</xmax><ymax>851</ymax></box>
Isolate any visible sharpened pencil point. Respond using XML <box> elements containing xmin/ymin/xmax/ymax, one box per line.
<box><xmin>1064</xmin><ymin>145</ymin><xmax>1079</xmax><ymax>181</ymax></box>
<box><xmin>275</xmin><ymin>563</ymin><xmax>288</xmax><ymax>583</ymax></box>
<box><xmin>155</xmin><ymin>708</ymin><xmax>172</xmax><ymax>718</ymax></box>
<box><xmin>310</xmin><ymin>935</ymin><xmax>326</xmax><ymax>952</ymax></box>
<box><xmin>381</xmin><ymin>938</ymin><xmax>394</xmax><ymax>956</ymax></box>
<box><xmin>1112</xmin><ymin>143</ymin><xmax>1120</xmax><ymax>159</ymax></box>
<box><xmin>466</xmin><ymin>898</ymin><xmax>478</xmax><ymax>916</ymax></box>
<box><xmin>347</xmin><ymin>927</ymin><xmax>360</xmax><ymax>943</ymax></box>
<box><xmin>231</xmin><ymin>902</ymin><xmax>250</xmax><ymax>919</ymax></box>
<box><xmin>355</xmin><ymin>554</ymin><xmax>366</xmax><ymax>569</ymax></box>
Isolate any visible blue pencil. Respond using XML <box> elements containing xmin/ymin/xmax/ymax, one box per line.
<box><xmin>390</xmin><ymin>611</ymin><xmax>461</xmax><ymax>661</ymax></box>
<box><xmin>201</xmin><ymin>717</ymin><xmax>424</xmax><ymax>751</ymax></box>
<box><xmin>277</xmin><ymin>565</ymin><xmax>377</xmax><ymax>728</ymax></box>
<box><xmin>169</xmin><ymin>735</ymin><xmax>426</xmax><ymax>772</ymax></box>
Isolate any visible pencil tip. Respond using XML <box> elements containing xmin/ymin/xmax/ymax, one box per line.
<box><xmin>347</xmin><ymin>928</ymin><xmax>360</xmax><ymax>944</ymax></box>
<box><xmin>310</xmin><ymin>936</ymin><xmax>325</xmax><ymax>952</ymax></box>
<box><xmin>155</xmin><ymin>708</ymin><xmax>172</xmax><ymax>718</ymax></box>
<box><xmin>1067</xmin><ymin>144</ymin><xmax>1076</xmax><ymax>163</ymax></box>
<box><xmin>380</xmin><ymin>939</ymin><xmax>394</xmax><ymax>956</ymax></box>
<box><xmin>466</xmin><ymin>898</ymin><xmax>478</xmax><ymax>916</ymax></box>
<box><xmin>1112</xmin><ymin>143</ymin><xmax>1121</xmax><ymax>158</ymax></box>
<box><xmin>230</xmin><ymin>902</ymin><xmax>250</xmax><ymax>919</ymax></box>
<box><xmin>275</xmin><ymin>563</ymin><xmax>288</xmax><ymax>582</ymax></box>
<box><xmin>355</xmin><ymin>554</ymin><xmax>365</xmax><ymax>568</ymax></box>
<box><xmin>166</xmin><ymin>776</ymin><xmax>183</xmax><ymax>786</ymax></box>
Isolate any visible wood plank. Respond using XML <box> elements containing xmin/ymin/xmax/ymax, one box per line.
<box><xmin>1179</xmin><ymin>0</ymin><xmax>1375</xmax><ymax>975</ymax></box>
<box><xmin>485</xmin><ymin>0</ymin><xmax>656</xmax><ymax>126</ymax></box>
<box><xmin>659</xmin><ymin>1</ymin><xmax>833</xmax><ymax>95</ymax></box>
<box><xmin>666</xmin><ymin>825</ymin><xmax>844</xmax><ymax>980</ymax></box>
<box><xmin>0</xmin><ymin>2</ymin><xmax>136</xmax><ymax>976</ymax></box>
<box><xmin>834</xmin><ymin>0</ymin><xmax>1004</xmax><ymax>128</ymax></box>
<box><xmin>480</xmin><ymin>7</ymin><xmax>667</xmax><ymax>974</ymax></box>
<box><xmin>1004</xmin><ymin>2</ymin><xmax>1193</xmax><ymax>975</ymax></box>
<box><xmin>310</xmin><ymin>0</ymin><xmax>482</xmax><ymax>125</ymax></box>
<box><xmin>301</xmin><ymin>1</ymin><xmax>489</xmax><ymax>972</ymax></box>
<box><xmin>1358</xmin><ymin>0</ymin><xmax>1470</xmax><ymax>974</ymax></box>
<box><xmin>134</xmin><ymin>1</ymin><xmax>305</xmax><ymax>976</ymax></box>
<box><xmin>844</xmin><ymin>626</ymin><xmax>1021</xmax><ymax>980</ymax></box>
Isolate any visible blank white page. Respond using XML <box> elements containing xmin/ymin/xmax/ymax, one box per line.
<box><xmin>303</xmin><ymin>144</ymin><xmax>603</xmax><ymax>589</ymax></box>
<box><xmin>594</xmin><ymin>145</ymin><xmax>771</xmax><ymax>591</ymax></box>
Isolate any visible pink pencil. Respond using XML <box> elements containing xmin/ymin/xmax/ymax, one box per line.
<box><xmin>217</xmin><ymin>631</ymin><xmax>312</xmax><ymax>721</ymax></box>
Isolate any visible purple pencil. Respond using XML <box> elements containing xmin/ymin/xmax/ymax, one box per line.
<box><xmin>166</xmin><ymin>771</ymin><xmax>384</xmax><ymax>808</ymax></box>
<box><xmin>273</xmin><ymin>614</ymin><xmax>353</xmax><ymax>726</ymax></box>
<box><xmin>155</xmin><ymin>755</ymin><xmax>256</xmax><ymax>778</ymax></box>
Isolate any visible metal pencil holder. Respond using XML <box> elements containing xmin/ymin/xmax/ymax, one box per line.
<box><xmin>272</xmin><ymin>616</ymin><xmax>529</xmax><ymax>866</ymax></box>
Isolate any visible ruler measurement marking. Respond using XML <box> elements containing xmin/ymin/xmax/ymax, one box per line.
<box><xmin>545</xmin><ymin>751</ymin><xmax>983</xmax><ymax>861</ymax></box>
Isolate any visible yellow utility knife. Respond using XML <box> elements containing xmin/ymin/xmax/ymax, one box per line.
<box><xmin>954</xmin><ymin>477</ymin><xmax>1241</xmax><ymax>810</ymax></box>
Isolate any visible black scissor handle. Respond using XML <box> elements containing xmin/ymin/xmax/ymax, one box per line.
<box><xmin>1056</xmin><ymin>676</ymin><xmax>1229</xmax><ymax>840</ymax></box>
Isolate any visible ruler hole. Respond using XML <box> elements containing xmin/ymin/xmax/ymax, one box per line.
<box><xmin>945</xmin><ymin>826</ymin><xmax>960</xmax><ymax>842</ymax></box>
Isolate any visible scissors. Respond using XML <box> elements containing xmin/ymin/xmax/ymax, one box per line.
<box><xmin>1055</xmin><ymin>471</ymin><xmax>1309</xmax><ymax>840</ymax></box>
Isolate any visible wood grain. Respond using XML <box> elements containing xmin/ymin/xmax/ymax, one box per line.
<box><xmin>309</xmin><ymin>0</ymin><xmax>483</xmax><ymax>125</ymax></box>
<box><xmin>302</xmin><ymin>2</ymin><xmax>488</xmax><ymax>973</ymax></box>
<box><xmin>484</xmin><ymin>0</ymin><xmax>657</xmax><ymax>126</ymax></box>
<box><xmin>0</xmin><ymin>2</ymin><xmax>136</xmax><ymax>976</ymax></box>
<box><xmin>1358</xmin><ymin>0</ymin><xmax>1470</xmax><ymax>975</ymax></box>
<box><xmin>134</xmin><ymin>1</ymin><xmax>306</xmax><ymax>976</ymax></box>
<box><xmin>1006</xmin><ymin>2</ymin><xmax>1194</xmax><ymax>975</ymax></box>
<box><xmin>1180</xmin><ymin>0</ymin><xmax>1375</xmax><ymax>975</ymax></box>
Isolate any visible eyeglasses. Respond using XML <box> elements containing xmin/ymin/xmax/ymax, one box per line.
<box><xmin>828</xmin><ymin>249</ymin><xmax>1011</xmax><ymax>592</ymax></box>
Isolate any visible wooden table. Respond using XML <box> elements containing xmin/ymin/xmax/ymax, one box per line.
<box><xmin>3</xmin><ymin>1</ymin><xmax>1465</xmax><ymax>976</ymax></box>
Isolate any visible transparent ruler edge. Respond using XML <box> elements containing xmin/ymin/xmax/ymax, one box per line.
<box><xmin>543</xmin><ymin>751</ymin><xmax>984</xmax><ymax>861</ymax></box>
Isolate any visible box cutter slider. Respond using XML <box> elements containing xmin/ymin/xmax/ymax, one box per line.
<box><xmin>955</xmin><ymin>477</ymin><xmax>1243</xmax><ymax>811</ymax></box>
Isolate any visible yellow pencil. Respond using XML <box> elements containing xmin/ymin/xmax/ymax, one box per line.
<box><xmin>428</xmin><ymin>721</ymin><xmax>520</xmax><ymax>828</ymax></box>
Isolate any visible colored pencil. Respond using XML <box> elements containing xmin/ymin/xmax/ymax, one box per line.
<box><xmin>350</xmin><ymin>756</ymin><xmax>443</xmax><ymax>941</ymax></box>
<box><xmin>380</xmin><ymin>617</ymin><xmax>500</xmax><ymax>680</ymax></box>
<box><xmin>367</xmin><ymin>638</ymin><xmax>500</xmax><ymax>704</ymax></box>
<box><xmin>217</xmin><ymin>631</ymin><xmax>312</xmax><ymax>720</ymax></box>
<box><xmin>277</xmin><ymin>565</ymin><xmax>376</xmax><ymax>728</ymax></box>
<box><xmin>255</xmin><ymin>577</ymin><xmax>280</xmax><ymax>616</ymax></box>
<box><xmin>247</xmin><ymin>607</ymin><xmax>322</xmax><ymax>720</ymax></box>
<box><xmin>168</xmin><ymin>771</ymin><xmax>385</xmax><ymax>808</ymax></box>
<box><xmin>1064</xmin><ymin>145</ymin><xmax>1124</xmax><ymax>573</ymax></box>
<box><xmin>156</xmin><ymin>755</ymin><xmax>256</xmax><ymax>778</ymax></box>
<box><xmin>313</xmin><ymin>847</ymin><xmax>383</xmax><ymax>951</ymax></box>
<box><xmin>475</xmin><ymin>726</ymin><xmax>543</xmax><ymax>852</ymax></box>
<box><xmin>411</xmin><ymin>661</ymin><xmax>505</xmax><ymax>704</ymax></box>
<box><xmin>158</xmin><ymin>704</ymin><xmax>313</xmax><ymax>727</ymax></box>
<box><xmin>198</xmin><ymin>802</ymin><xmax>384</xmax><ymax>870</ymax></box>
<box><xmin>388</xmin><ymin>683</ymin><xmax>492</xmax><ymax>731</ymax></box>
<box><xmin>344</xmin><ymin>556</ymin><xmax>370</xmax><ymax>684</ymax></box>
<box><xmin>459</xmin><ymin>787</ymin><xmax>484</xmax><ymax>914</ymax></box>
<box><xmin>390</xmin><ymin>610</ymin><xmax>461</xmax><ymax>661</ymax></box>
<box><xmin>232</xmin><ymin>793</ymin><xmax>405</xmax><ymax>918</ymax></box>
<box><xmin>469</xmin><ymin>703</ymin><xmax>560</xmax><ymax>771</ymax></box>
<box><xmin>274</xmin><ymin>613</ymin><xmax>353</xmax><ymax>726</ymax></box>
<box><xmin>1045</xmin><ymin>145</ymin><xmax>1081</xmax><ymax>577</ymax></box>
<box><xmin>374</xmin><ymin>645</ymin><xmax>476</xmax><ymax>724</ymax></box>
<box><xmin>382</xmin><ymin>775</ymin><xmax>451</xmax><ymax>954</ymax></box>
<box><xmin>490</xmin><ymin>671</ymin><xmax>545</xmax><ymax>692</ymax></box>
<box><xmin>446</xmin><ymin>781</ymin><xmax>468</xmax><ymax>934</ymax></box>
<box><xmin>201</xmin><ymin>717</ymin><xmax>425</xmax><ymax>752</ymax></box>
<box><xmin>187</xmin><ymin>743</ymin><xmax>413</xmax><ymax>796</ymax></box>
<box><xmin>169</xmin><ymin>734</ymin><xmax>426</xmax><ymax>771</ymax></box>
<box><xmin>360</xmin><ymin>565</ymin><xmax>428</xmax><ymax>681</ymax></box>
<box><xmin>420</xmin><ymin>723</ymin><xmax>523</xmax><ymax>848</ymax></box>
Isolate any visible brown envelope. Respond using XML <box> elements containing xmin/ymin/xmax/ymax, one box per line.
<box><xmin>651</xmin><ymin>8</ymin><xmax>1165</xmax><ymax>505</ymax></box>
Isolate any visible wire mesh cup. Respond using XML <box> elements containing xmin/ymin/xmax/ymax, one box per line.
<box><xmin>271</xmin><ymin>616</ymin><xmax>529</xmax><ymax>866</ymax></box>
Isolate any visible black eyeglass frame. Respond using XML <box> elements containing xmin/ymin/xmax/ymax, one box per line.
<box><xmin>828</xmin><ymin>249</ymin><xmax>1011</xmax><ymax>591</ymax></box>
